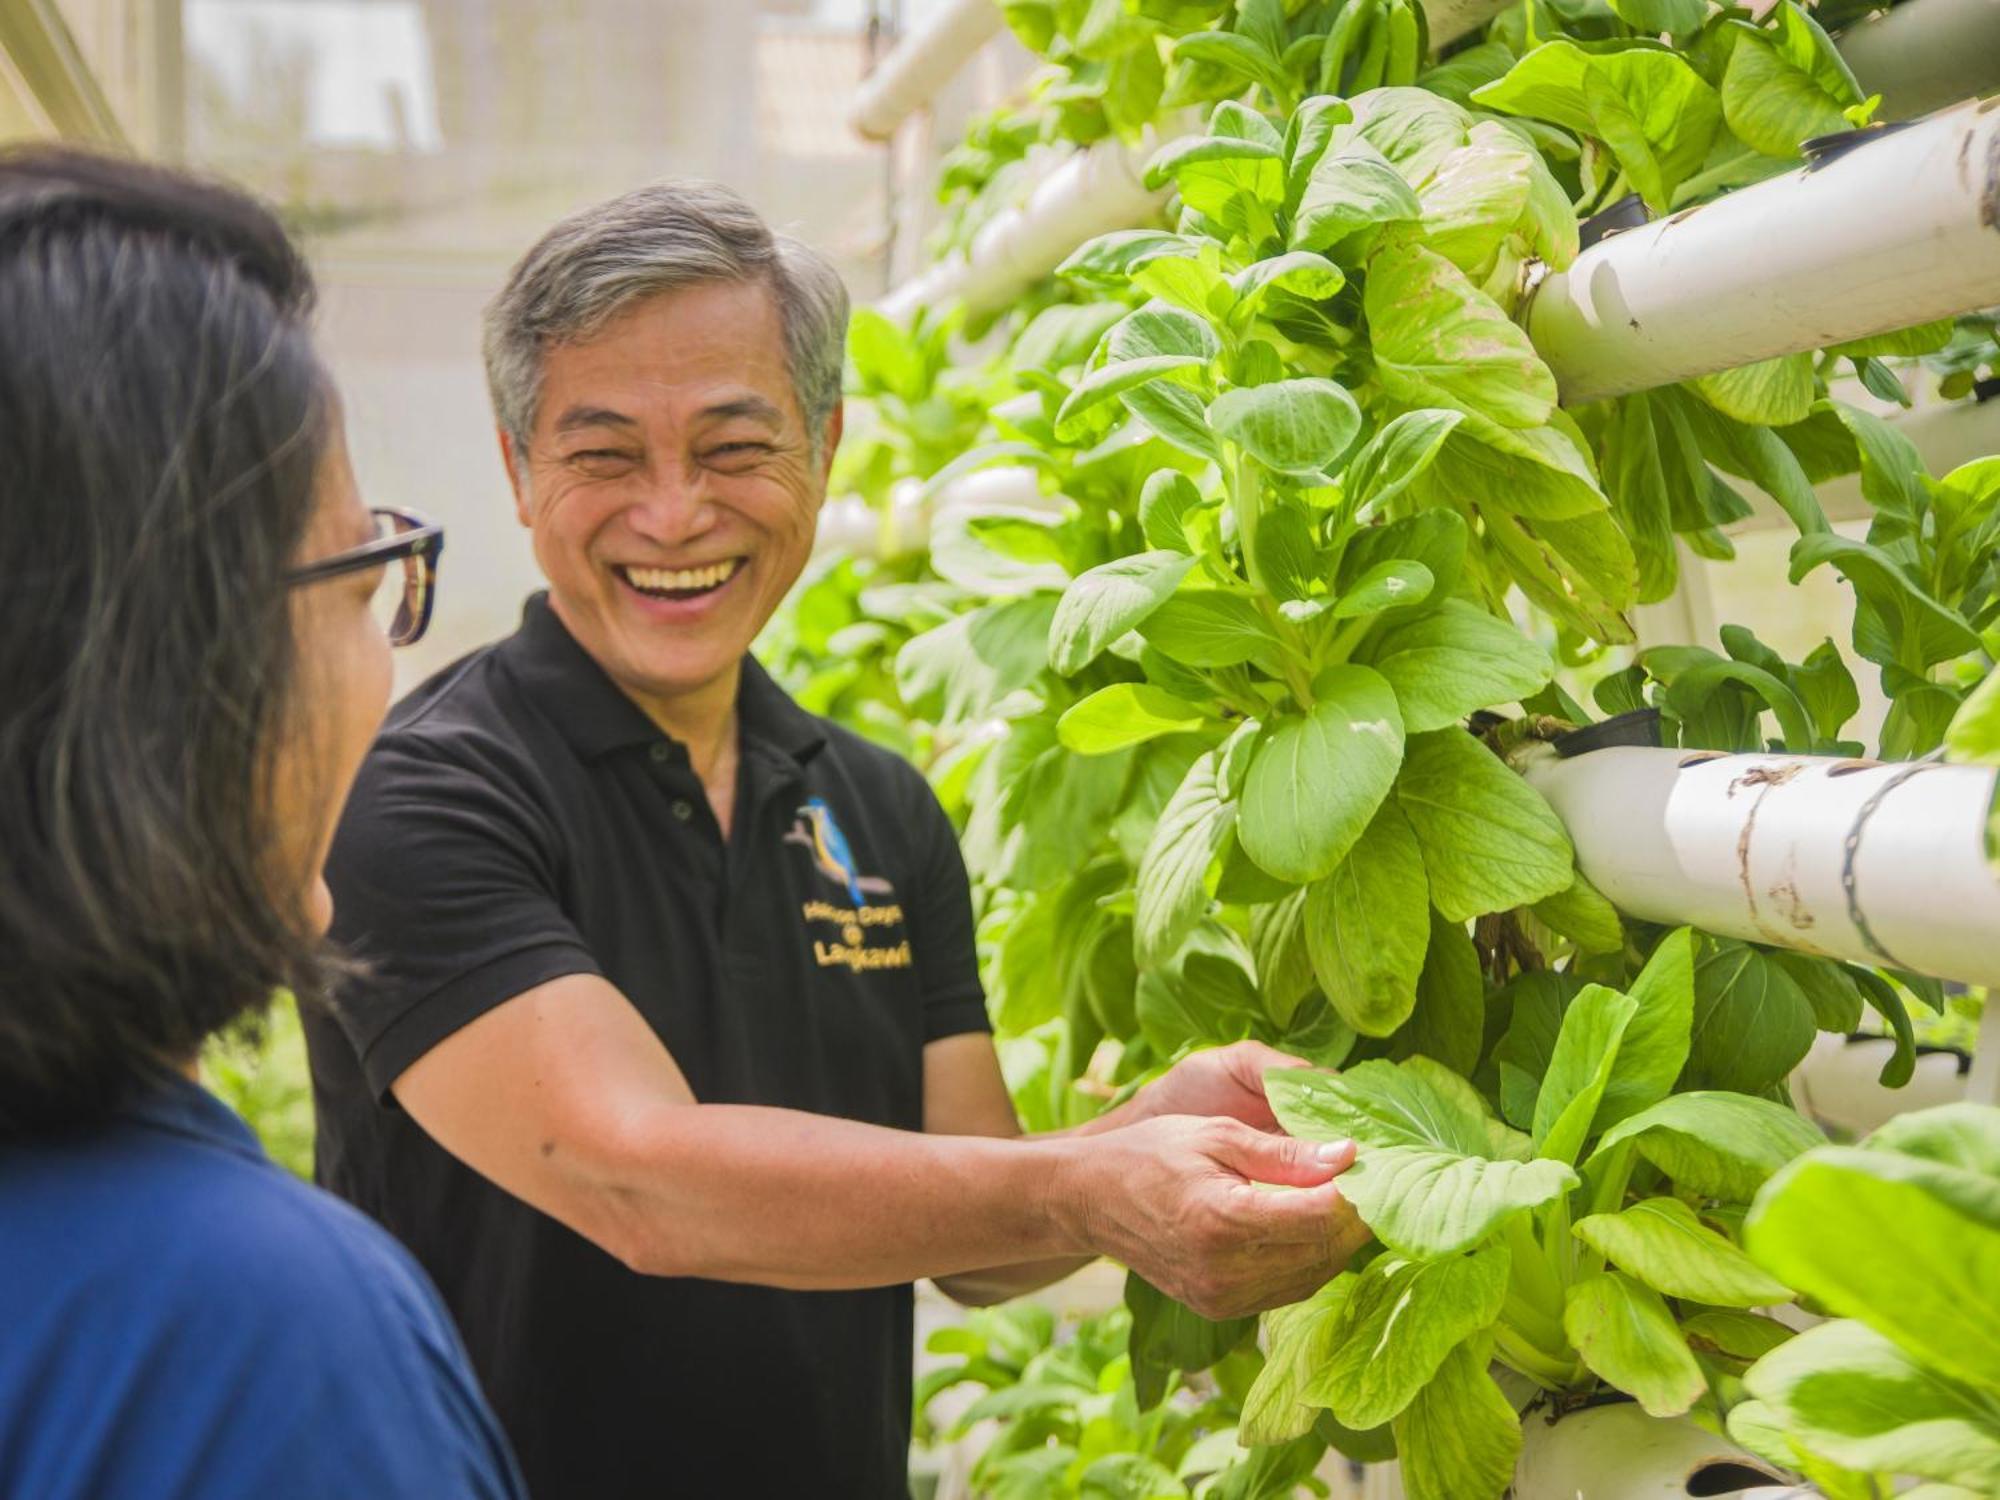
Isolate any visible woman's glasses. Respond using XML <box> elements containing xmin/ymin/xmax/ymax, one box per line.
<box><xmin>285</xmin><ymin>507</ymin><xmax>443</xmax><ymax>647</ymax></box>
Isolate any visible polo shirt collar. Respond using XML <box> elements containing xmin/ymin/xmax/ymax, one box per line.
<box><xmin>501</xmin><ymin>592</ymin><xmax>828</xmax><ymax>769</ymax></box>
<box><xmin>120</xmin><ymin>1071</ymin><xmax>271</xmax><ymax>1166</ymax></box>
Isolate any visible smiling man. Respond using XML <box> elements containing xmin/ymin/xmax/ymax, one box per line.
<box><xmin>302</xmin><ymin>181</ymin><xmax>1367</xmax><ymax>1500</ymax></box>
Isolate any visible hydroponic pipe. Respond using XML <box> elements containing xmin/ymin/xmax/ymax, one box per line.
<box><xmin>850</xmin><ymin>0</ymin><xmax>1005</xmax><ymax>142</ymax></box>
<box><xmin>1526</xmin><ymin>100</ymin><xmax>2000</xmax><ymax>407</ymax></box>
<box><xmin>1838</xmin><ymin>0</ymin><xmax>2000</xmax><ymax>121</ymax></box>
<box><xmin>1519</xmin><ymin>743</ymin><xmax>2000</xmax><ymax>991</ymax></box>
<box><xmin>879</xmin><ymin>137</ymin><xmax>1167</xmax><ymax>321</ymax></box>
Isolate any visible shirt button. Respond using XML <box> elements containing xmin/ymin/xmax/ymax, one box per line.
<box><xmin>648</xmin><ymin>743</ymin><xmax>672</xmax><ymax>765</ymax></box>
<box><xmin>670</xmin><ymin>798</ymin><xmax>695</xmax><ymax>822</ymax></box>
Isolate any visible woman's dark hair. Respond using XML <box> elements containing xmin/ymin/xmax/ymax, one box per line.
<box><xmin>0</xmin><ymin>147</ymin><xmax>335</xmax><ymax>1137</ymax></box>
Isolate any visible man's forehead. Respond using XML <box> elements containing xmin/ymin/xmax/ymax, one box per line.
<box><xmin>537</xmin><ymin>284</ymin><xmax>796</xmax><ymax>428</ymax></box>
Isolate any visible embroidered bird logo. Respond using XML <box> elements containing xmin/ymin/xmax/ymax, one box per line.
<box><xmin>798</xmin><ymin>796</ymin><xmax>870</xmax><ymax>904</ymax></box>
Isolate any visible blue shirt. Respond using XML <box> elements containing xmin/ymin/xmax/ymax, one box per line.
<box><xmin>0</xmin><ymin>1072</ymin><xmax>526</xmax><ymax>1500</ymax></box>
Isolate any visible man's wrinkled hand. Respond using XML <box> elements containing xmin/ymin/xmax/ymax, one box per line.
<box><xmin>1054</xmin><ymin>1113</ymin><xmax>1373</xmax><ymax>1321</ymax></box>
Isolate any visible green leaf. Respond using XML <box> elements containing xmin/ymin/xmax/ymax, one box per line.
<box><xmin>1391</xmin><ymin>1336</ymin><xmax>1521</xmax><ymax>1500</ymax></box>
<box><xmin>1692</xmin><ymin>355</ymin><xmax>1817</xmax><ymax>428</ymax></box>
<box><xmin>1229</xmin><ymin>250</ymin><xmax>1345</xmax><ymax>314</ymax></box>
<box><xmin>1306</xmin><ymin>799</ymin><xmax>1431</xmax><ymax>1036</ymax></box>
<box><xmin>1239</xmin><ymin>1278</ymin><xmax>1351</xmax><ymax>1444</ymax></box>
<box><xmin>1721</xmin><ymin>10</ymin><xmax>1855</xmax><ymax>161</ymax></box>
<box><xmin>1253</xmin><ymin>502</ymin><xmax>1324</xmax><ymax>604</ymax></box>
<box><xmin>1307</xmin><ymin>1247</ymin><xmax>1511</xmax><ymax>1429</ymax></box>
<box><xmin>1208</xmin><ymin>378</ymin><xmax>1362</xmax><ymax>476</ymax></box>
<box><xmin>1688</xmin><ymin>938</ymin><xmax>1819</xmax><ymax>1096</ymax></box>
<box><xmin>1139</xmin><ymin>943</ymin><xmax>1261</xmax><ymax>1056</ymax></box>
<box><xmin>1472</xmin><ymin>41</ymin><xmax>1721</xmax><ymax>211</ymax></box>
<box><xmin>1477</xmin><ymin>505</ymin><xmax>1638</xmax><ymax>645</ymax></box>
<box><xmin>1290</xmin><ymin>135</ymin><xmax>1422</xmax><ymax>253</ymax></box>
<box><xmin>1394</xmin><ymin>729</ymin><xmax>1574</xmax><ymax>922</ymax></box>
<box><xmin>1239</xmin><ymin>665</ymin><xmax>1405</xmax><ymax>883</ymax></box>
<box><xmin>1135</xmin><ymin>750</ymin><xmax>1234</xmax><ymax>965</ymax></box>
<box><xmin>1366</xmin><ymin>245</ymin><xmax>1558</xmax><ymax>429</ymax></box>
<box><xmin>1602</xmin><ymin>394</ymin><xmax>1678</xmax><ymax>604</ymax></box>
<box><xmin>1058</xmin><ymin>229</ymin><xmax>1201</xmax><ymax>286</ymax></box>
<box><xmin>1340</xmin><ymin>509</ymin><xmax>1467</xmax><ymax>602</ymax></box>
<box><xmin>1575</xmin><ymin>1198</ymin><xmax>1792</xmax><ymax>1308</ymax></box>
<box><xmin>1267</xmin><ymin>1060</ymin><xmax>1578</xmax><ymax>1257</ymax></box>
<box><xmin>1139</xmin><ymin>589</ymin><xmax>1283</xmax><ymax>669</ymax></box>
<box><xmin>1168</xmin><ymin>32</ymin><xmax>1294</xmax><ymax>107</ymax></box>
<box><xmin>1122</xmin><ymin>378</ymin><xmax>1223</xmax><ymax>462</ymax></box>
<box><xmin>1139</xmin><ymin>469</ymin><xmax>1201</xmax><ymax>553</ymax></box>
<box><xmin>1430</xmin><ymin>415</ymin><xmax>1610</xmax><ymax>523</ymax></box>
<box><xmin>1946</xmin><ymin>667</ymin><xmax>2000</xmax><ymax>764</ymax></box>
<box><xmin>1058</xmin><ymin>683</ymin><xmax>1211</xmax><ymax>755</ymax></box>
<box><xmin>896</xmin><ymin>596</ymin><xmax>1059</xmax><ymax>726</ymax></box>
<box><xmin>845</xmin><ymin>306</ymin><xmax>924</xmax><ymax>401</ymax></box>
<box><xmin>1592</xmin><ymin>1092</ymin><xmax>1825</xmax><ymax>1203</ymax></box>
<box><xmin>1366</xmin><ymin>600</ymin><xmax>1556</xmax><ymax>733</ymax></box>
<box><xmin>1564</xmin><ymin>1271</ymin><xmax>1707</xmax><ymax>1417</ymax></box>
<box><xmin>1057</xmin><ymin>355</ymin><xmax>1208</xmax><ymax>437</ymax></box>
<box><xmin>1789</xmin><ymin>533</ymin><xmax>1980</xmax><ymax>670</ymax></box>
<box><xmin>1665</xmin><ymin>387</ymin><xmax>1828</xmax><ymax>537</ymax></box>
<box><xmin>1608</xmin><ymin>0</ymin><xmax>1705</xmax><ymax>33</ymax></box>
<box><xmin>1332</xmin><ymin>560</ymin><xmax>1433</xmax><ymax>620</ymax></box>
<box><xmin>1049</xmin><ymin>551</ymin><xmax>1199</xmax><ymax>675</ymax></box>
<box><xmin>1743</xmin><ymin>1319</ymin><xmax>2000</xmax><ymax>1491</ymax></box>
<box><xmin>1533</xmin><ymin>984</ymin><xmax>1639</xmax><ymax>1167</ymax></box>
<box><xmin>1249</xmin><ymin>887</ymin><xmax>1315</xmax><ymax>1028</ymax></box>
<box><xmin>1411</xmin><ymin>121</ymin><xmax>1540</xmax><ymax>277</ymax></box>
<box><xmin>1595</xmin><ymin>927</ymin><xmax>1695</xmax><ymax>1131</ymax></box>
<box><xmin>1394</xmin><ymin>909</ymin><xmax>1486</xmax><ymax>1077</ymax></box>
<box><xmin>1745</xmin><ymin>1118</ymin><xmax>2000</xmax><ymax>1393</ymax></box>
<box><xmin>1683</xmin><ymin>1309</ymin><xmax>1796</xmax><ymax>1369</ymax></box>
<box><xmin>1342</xmin><ymin>408</ymin><xmax>1463</xmax><ymax>518</ymax></box>
<box><xmin>1531</xmin><ymin>872</ymin><xmax>1625</xmax><ymax>955</ymax></box>
<box><xmin>1125</xmin><ymin>1272</ymin><xmax>1256</xmax><ymax>1412</ymax></box>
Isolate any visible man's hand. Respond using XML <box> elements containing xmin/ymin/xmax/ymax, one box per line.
<box><xmin>1122</xmin><ymin>1041</ymin><xmax>1316</xmax><ymax>1133</ymax></box>
<box><xmin>1053</xmin><ymin>1114</ymin><xmax>1372</xmax><ymax>1320</ymax></box>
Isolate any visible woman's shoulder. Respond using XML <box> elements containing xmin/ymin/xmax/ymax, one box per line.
<box><xmin>0</xmin><ymin>1084</ymin><xmax>524</xmax><ymax>1500</ymax></box>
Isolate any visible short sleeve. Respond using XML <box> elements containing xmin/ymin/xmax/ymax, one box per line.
<box><xmin>325</xmin><ymin>732</ymin><xmax>603</xmax><ymax>1098</ymax></box>
<box><xmin>898</xmin><ymin>766</ymin><xmax>990</xmax><ymax>1043</ymax></box>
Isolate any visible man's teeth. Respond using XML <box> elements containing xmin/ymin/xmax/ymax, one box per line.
<box><xmin>624</xmin><ymin>560</ymin><xmax>740</xmax><ymax>593</ymax></box>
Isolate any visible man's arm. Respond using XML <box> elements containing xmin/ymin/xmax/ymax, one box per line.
<box><xmin>392</xmin><ymin>974</ymin><xmax>1362</xmax><ymax>1318</ymax></box>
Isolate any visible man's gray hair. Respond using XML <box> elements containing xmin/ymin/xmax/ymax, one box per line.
<box><xmin>482</xmin><ymin>179</ymin><xmax>850</xmax><ymax>467</ymax></box>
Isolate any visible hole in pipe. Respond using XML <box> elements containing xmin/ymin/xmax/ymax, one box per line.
<box><xmin>1685</xmin><ymin>1461</ymin><xmax>1787</xmax><ymax>1495</ymax></box>
<box><xmin>1826</xmin><ymin>759</ymin><xmax>1882</xmax><ymax>777</ymax></box>
<box><xmin>1678</xmin><ymin>751</ymin><xmax>1728</xmax><ymax>768</ymax></box>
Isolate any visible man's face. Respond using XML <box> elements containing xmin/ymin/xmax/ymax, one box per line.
<box><xmin>507</xmin><ymin>278</ymin><xmax>836</xmax><ymax>705</ymax></box>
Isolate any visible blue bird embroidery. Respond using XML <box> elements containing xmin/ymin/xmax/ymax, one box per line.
<box><xmin>801</xmin><ymin>796</ymin><xmax>866</xmax><ymax>905</ymax></box>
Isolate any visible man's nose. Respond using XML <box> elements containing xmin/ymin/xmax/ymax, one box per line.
<box><xmin>624</xmin><ymin>473</ymin><xmax>716</xmax><ymax>548</ymax></box>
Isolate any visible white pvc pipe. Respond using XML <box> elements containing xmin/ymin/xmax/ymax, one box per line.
<box><xmin>1525</xmin><ymin>100</ymin><xmax>2000</xmax><ymax>406</ymax></box>
<box><xmin>850</xmin><ymin>0</ymin><xmax>1005</xmax><ymax>142</ymax></box>
<box><xmin>879</xmin><ymin>136</ymin><xmax>1168</xmax><ymax>321</ymax></box>
<box><xmin>1838</xmin><ymin>0</ymin><xmax>2000</xmax><ymax>122</ymax></box>
<box><xmin>1520</xmin><ymin>744</ymin><xmax>2000</xmax><ymax>990</ymax></box>
<box><xmin>814</xmin><ymin>464</ymin><xmax>1052</xmax><ymax>557</ymax></box>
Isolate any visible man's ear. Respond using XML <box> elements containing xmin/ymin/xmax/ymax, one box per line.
<box><xmin>499</xmin><ymin>428</ymin><xmax>532</xmax><ymax>528</ymax></box>
<box><xmin>817</xmin><ymin>402</ymin><xmax>845</xmax><ymax>483</ymax></box>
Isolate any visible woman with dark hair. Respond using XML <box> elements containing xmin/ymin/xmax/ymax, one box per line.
<box><xmin>0</xmin><ymin>147</ymin><xmax>524</xmax><ymax>1499</ymax></box>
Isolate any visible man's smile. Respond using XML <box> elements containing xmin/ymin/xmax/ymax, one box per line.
<box><xmin>614</xmin><ymin>557</ymin><xmax>745</xmax><ymax>603</ymax></box>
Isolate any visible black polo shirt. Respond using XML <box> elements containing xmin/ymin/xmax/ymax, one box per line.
<box><xmin>303</xmin><ymin>592</ymin><xmax>989</xmax><ymax>1500</ymax></box>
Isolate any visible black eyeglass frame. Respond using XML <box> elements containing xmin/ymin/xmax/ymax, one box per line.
<box><xmin>285</xmin><ymin>506</ymin><xmax>444</xmax><ymax>647</ymax></box>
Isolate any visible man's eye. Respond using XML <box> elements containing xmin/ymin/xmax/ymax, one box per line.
<box><xmin>569</xmin><ymin>449</ymin><xmax>634</xmax><ymax>467</ymax></box>
<box><xmin>710</xmin><ymin>442</ymin><xmax>771</xmax><ymax>459</ymax></box>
